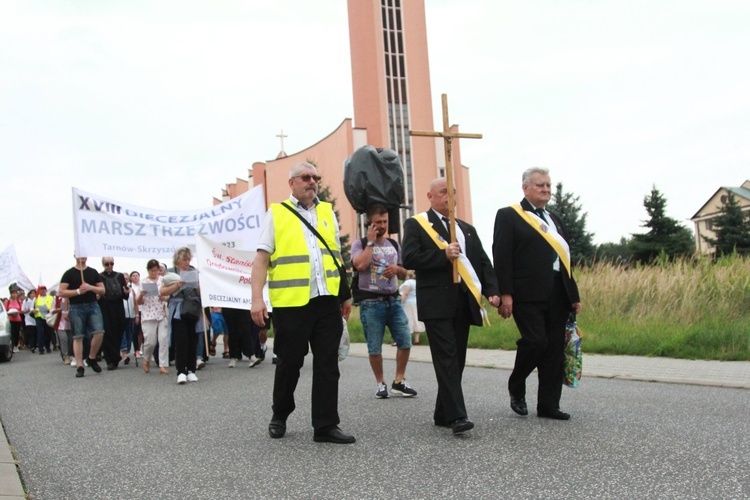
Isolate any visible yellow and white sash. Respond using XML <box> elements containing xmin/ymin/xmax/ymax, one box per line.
<box><xmin>413</xmin><ymin>213</ymin><xmax>490</xmax><ymax>325</ymax></box>
<box><xmin>510</xmin><ymin>204</ymin><xmax>571</xmax><ymax>278</ymax></box>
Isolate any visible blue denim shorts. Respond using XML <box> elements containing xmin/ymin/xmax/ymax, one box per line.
<box><xmin>360</xmin><ymin>298</ymin><xmax>412</xmax><ymax>355</ymax></box>
<box><xmin>69</xmin><ymin>302</ymin><xmax>105</xmax><ymax>340</ymax></box>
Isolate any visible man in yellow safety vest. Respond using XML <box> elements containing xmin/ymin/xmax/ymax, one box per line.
<box><xmin>251</xmin><ymin>161</ymin><xmax>354</xmax><ymax>444</ymax></box>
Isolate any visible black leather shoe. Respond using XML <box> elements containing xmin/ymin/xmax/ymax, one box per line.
<box><xmin>537</xmin><ymin>409</ymin><xmax>571</xmax><ymax>420</ymax></box>
<box><xmin>87</xmin><ymin>359</ymin><xmax>102</xmax><ymax>373</ymax></box>
<box><xmin>451</xmin><ymin>418</ymin><xmax>474</xmax><ymax>435</ymax></box>
<box><xmin>268</xmin><ymin>418</ymin><xmax>286</xmax><ymax>439</ymax></box>
<box><xmin>510</xmin><ymin>397</ymin><xmax>528</xmax><ymax>416</ymax></box>
<box><xmin>313</xmin><ymin>426</ymin><xmax>356</xmax><ymax>444</ymax></box>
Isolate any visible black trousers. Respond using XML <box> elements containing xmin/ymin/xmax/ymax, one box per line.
<box><xmin>508</xmin><ymin>273</ymin><xmax>569</xmax><ymax>412</ymax></box>
<box><xmin>23</xmin><ymin>323</ymin><xmax>35</xmax><ymax>349</ymax></box>
<box><xmin>223</xmin><ymin>307</ymin><xmax>253</xmax><ymax>360</ymax></box>
<box><xmin>423</xmin><ymin>290</ymin><xmax>473</xmax><ymax>425</ymax></box>
<box><xmin>172</xmin><ymin>317</ymin><xmax>198</xmax><ymax>375</ymax></box>
<box><xmin>272</xmin><ymin>296</ymin><xmax>342</xmax><ymax>432</ymax></box>
<box><xmin>35</xmin><ymin>318</ymin><xmax>53</xmax><ymax>352</ymax></box>
<box><xmin>99</xmin><ymin>300</ymin><xmax>125</xmax><ymax>365</ymax></box>
<box><xmin>10</xmin><ymin>321</ymin><xmax>21</xmax><ymax>347</ymax></box>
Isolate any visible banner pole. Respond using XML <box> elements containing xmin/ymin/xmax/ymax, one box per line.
<box><xmin>202</xmin><ymin>308</ymin><xmax>210</xmax><ymax>364</ymax></box>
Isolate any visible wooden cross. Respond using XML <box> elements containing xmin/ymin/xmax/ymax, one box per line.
<box><xmin>410</xmin><ymin>94</ymin><xmax>482</xmax><ymax>282</ymax></box>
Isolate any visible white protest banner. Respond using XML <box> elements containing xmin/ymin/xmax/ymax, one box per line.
<box><xmin>0</xmin><ymin>244</ymin><xmax>20</xmax><ymax>289</ymax></box>
<box><xmin>72</xmin><ymin>185</ymin><xmax>266</xmax><ymax>259</ymax></box>
<box><xmin>195</xmin><ymin>234</ymin><xmax>271</xmax><ymax>311</ymax></box>
<box><xmin>0</xmin><ymin>244</ymin><xmax>34</xmax><ymax>291</ymax></box>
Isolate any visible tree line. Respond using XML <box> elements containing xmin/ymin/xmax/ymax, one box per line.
<box><xmin>320</xmin><ymin>176</ymin><xmax>750</xmax><ymax>268</ymax></box>
<box><xmin>547</xmin><ymin>184</ymin><xmax>750</xmax><ymax>265</ymax></box>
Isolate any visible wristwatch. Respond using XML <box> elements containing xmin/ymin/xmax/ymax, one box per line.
<box><xmin>366</xmin><ymin>241</ymin><xmax>375</xmax><ymax>247</ymax></box>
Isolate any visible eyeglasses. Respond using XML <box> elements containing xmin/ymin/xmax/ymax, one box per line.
<box><xmin>293</xmin><ymin>174</ymin><xmax>321</xmax><ymax>183</ymax></box>
<box><xmin>534</xmin><ymin>183</ymin><xmax>552</xmax><ymax>188</ymax></box>
<box><xmin>104</xmin><ymin>262</ymin><xmax>114</xmax><ymax>267</ymax></box>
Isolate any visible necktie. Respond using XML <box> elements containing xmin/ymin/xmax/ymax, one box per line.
<box><xmin>442</xmin><ymin>216</ymin><xmax>461</xmax><ymax>252</ymax></box>
<box><xmin>442</xmin><ymin>216</ymin><xmax>465</xmax><ymax>285</ymax></box>
<box><xmin>535</xmin><ymin>208</ymin><xmax>557</xmax><ymax>265</ymax></box>
<box><xmin>535</xmin><ymin>208</ymin><xmax>548</xmax><ymax>224</ymax></box>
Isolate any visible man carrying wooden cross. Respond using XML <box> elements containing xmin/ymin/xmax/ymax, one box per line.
<box><xmin>401</xmin><ymin>177</ymin><xmax>500</xmax><ymax>435</ymax></box>
<box><xmin>403</xmin><ymin>94</ymin><xmax>499</xmax><ymax>435</ymax></box>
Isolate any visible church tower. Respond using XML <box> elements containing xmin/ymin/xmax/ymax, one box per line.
<box><xmin>218</xmin><ymin>0</ymin><xmax>474</xmax><ymax>238</ymax></box>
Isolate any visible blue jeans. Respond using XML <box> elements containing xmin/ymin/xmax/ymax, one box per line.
<box><xmin>35</xmin><ymin>318</ymin><xmax>52</xmax><ymax>352</ymax></box>
<box><xmin>121</xmin><ymin>317</ymin><xmax>135</xmax><ymax>352</ymax></box>
<box><xmin>360</xmin><ymin>298</ymin><xmax>412</xmax><ymax>355</ymax></box>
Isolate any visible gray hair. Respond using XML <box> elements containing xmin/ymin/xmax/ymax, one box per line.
<box><xmin>289</xmin><ymin>162</ymin><xmax>317</xmax><ymax>179</ymax></box>
<box><xmin>172</xmin><ymin>247</ymin><xmax>192</xmax><ymax>267</ymax></box>
<box><xmin>522</xmin><ymin>167</ymin><xmax>549</xmax><ymax>186</ymax></box>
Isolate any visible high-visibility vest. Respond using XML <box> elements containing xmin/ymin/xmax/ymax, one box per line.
<box><xmin>268</xmin><ymin>200</ymin><xmax>341</xmax><ymax>307</ymax></box>
<box><xmin>34</xmin><ymin>295</ymin><xmax>54</xmax><ymax>319</ymax></box>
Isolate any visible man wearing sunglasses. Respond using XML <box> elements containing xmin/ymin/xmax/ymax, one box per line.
<box><xmin>251</xmin><ymin>161</ymin><xmax>355</xmax><ymax>444</ymax></box>
<box><xmin>98</xmin><ymin>257</ymin><xmax>128</xmax><ymax>370</ymax></box>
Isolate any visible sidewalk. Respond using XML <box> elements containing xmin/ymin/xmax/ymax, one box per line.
<box><xmin>1</xmin><ymin>344</ymin><xmax>748</xmax><ymax>498</ymax></box>
<box><xmin>0</xmin><ymin>426</ymin><xmax>24</xmax><ymax>499</ymax></box>
<box><xmin>349</xmin><ymin>342</ymin><xmax>750</xmax><ymax>390</ymax></box>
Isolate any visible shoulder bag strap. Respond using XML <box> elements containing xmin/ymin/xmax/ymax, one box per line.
<box><xmin>280</xmin><ymin>202</ymin><xmax>346</xmax><ymax>273</ymax></box>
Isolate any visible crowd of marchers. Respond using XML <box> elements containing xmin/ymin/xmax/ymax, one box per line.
<box><xmin>3</xmin><ymin>163</ymin><xmax>581</xmax><ymax>444</ymax></box>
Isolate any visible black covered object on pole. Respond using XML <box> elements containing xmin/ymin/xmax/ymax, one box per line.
<box><xmin>343</xmin><ymin>146</ymin><xmax>405</xmax><ymax>233</ymax></box>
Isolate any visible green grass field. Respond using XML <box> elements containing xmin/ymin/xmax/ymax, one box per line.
<box><xmin>344</xmin><ymin>255</ymin><xmax>750</xmax><ymax>361</ymax></box>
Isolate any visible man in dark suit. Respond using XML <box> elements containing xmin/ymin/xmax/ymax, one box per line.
<box><xmin>493</xmin><ymin>167</ymin><xmax>582</xmax><ymax>420</ymax></box>
<box><xmin>402</xmin><ymin>177</ymin><xmax>500</xmax><ymax>435</ymax></box>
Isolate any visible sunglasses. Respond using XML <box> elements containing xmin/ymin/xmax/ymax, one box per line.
<box><xmin>104</xmin><ymin>262</ymin><xmax>114</xmax><ymax>266</ymax></box>
<box><xmin>293</xmin><ymin>174</ymin><xmax>321</xmax><ymax>183</ymax></box>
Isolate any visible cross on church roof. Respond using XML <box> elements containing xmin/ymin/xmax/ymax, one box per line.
<box><xmin>276</xmin><ymin>129</ymin><xmax>288</xmax><ymax>159</ymax></box>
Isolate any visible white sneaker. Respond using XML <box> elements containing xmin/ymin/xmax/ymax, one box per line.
<box><xmin>186</xmin><ymin>372</ymin><xmax>198</xmax><ymax>382</ymax></box>
<box><xmin>196</xmin><ymin>358</ymin><xmax>206</xmax><ymax>370</ymax></box>
<box><xmin>248</xmin><ymin>355</ymin><xmax>261</xmax><ymax>368</ymax></box>
<box><xmin>70</xmin><ymin>359</ymin><xmax>77</xmax><ymax>367</ymax></box>
<box><xmin>228</xmin><ymin>359</ymin><xmax>236</xmax><ymax>368</ymax></box>
<box><xmin>177</xmin><ymin>373</ymin><xmax>187</xmax><ymax>385</ymax></box>
<box><xmin>13</xmin><ymin>347</ymin><xmax>19</xmax><ymax>353</ymax></box>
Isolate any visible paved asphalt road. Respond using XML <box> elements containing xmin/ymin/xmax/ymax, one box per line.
<box><xmin>1</xmin><ymin>350</ymin><xmax>748</xmax><ymax>499</ymax></box>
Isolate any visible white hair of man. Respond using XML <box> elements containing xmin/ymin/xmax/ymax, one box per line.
<box><xmin>522</xmin><ymin>167</ymin><xmax>549</xmax><ymax>186</ymax></box>
<box><xmin>289</xmin><ymin>162</ymin><xmax>317</xmax><ymax>179</ymax></box>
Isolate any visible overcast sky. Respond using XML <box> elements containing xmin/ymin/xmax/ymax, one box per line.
<box><xmin>1</xmin><ymin>0</ymin><xmax>748</xmax><ymax>287</ymax></box>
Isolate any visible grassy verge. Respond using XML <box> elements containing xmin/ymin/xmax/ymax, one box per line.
<box><xmin>344</xmin><ymin>255</ymin><xmax>750</xmax><ymax>361</ymax></box>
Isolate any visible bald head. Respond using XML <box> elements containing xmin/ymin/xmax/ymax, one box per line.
<box><xmin>427</xmin><ymin>177</ymin><xmax>454</xmax><ymax>217</ymax></box>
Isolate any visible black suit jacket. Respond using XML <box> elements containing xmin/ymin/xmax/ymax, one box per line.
<box><xmin>492</xmin><ymin>198</ymin><xmax>580</xmax><ymax>305</ymax></box>
<box><xmin>402</xmin><ymin>210</ymin><xmax>499</xmax><ymax>326</ymax></box>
